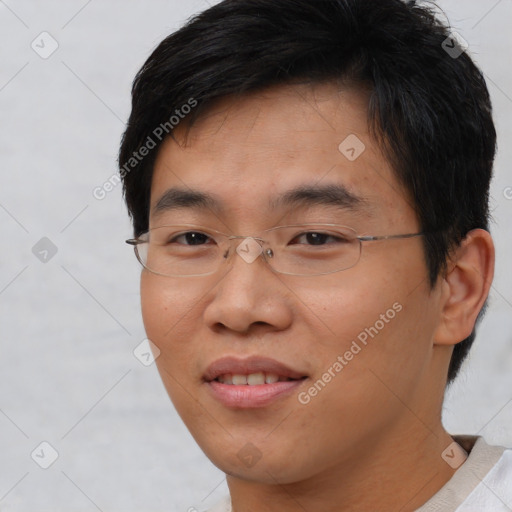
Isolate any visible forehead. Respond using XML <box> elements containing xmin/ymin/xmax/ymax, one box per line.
<box><xmin>150</xmin><ymin>83</ymin><xmax>415</xmax><ymax>229</ymax></box>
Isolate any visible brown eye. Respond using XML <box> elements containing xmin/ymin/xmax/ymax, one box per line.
<box><xmin>169</xmin><ymin>232</ymin><xmax>212</xmax><ymax>245</ymax></box>
<box><xmin>290</xmin><ymin>232</ymin><xmax>348</xmax><ymax>246</ymax></box>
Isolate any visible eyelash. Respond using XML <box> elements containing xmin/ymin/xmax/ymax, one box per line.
<box><xmin>168</xmin><ymin>231</ymin><xmax>347</xmax><ymax>246</ymax></box>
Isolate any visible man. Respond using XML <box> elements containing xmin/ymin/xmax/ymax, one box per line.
<box><xmin>119</xmin><ymin>0</ymin><xmax>511</xmax><ymax>510</ymax></box>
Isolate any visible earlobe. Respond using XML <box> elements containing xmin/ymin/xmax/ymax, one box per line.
<box><xmin>434</xmin><ymin>229</ymin><xmax>495</xmax><ymax>346</ymax></box>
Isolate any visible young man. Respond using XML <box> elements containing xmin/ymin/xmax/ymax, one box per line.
<box><xmin>119</xmin><ymin>0</ymin><xmax>511</xmax><ymax>510</ymax></box>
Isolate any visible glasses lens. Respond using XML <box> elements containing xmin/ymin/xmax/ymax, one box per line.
<box><xmin>134</xmin><ymin>224</ymin><xmax>361</xmax><ymax>277</ymax></box>
<box><xmin>137</xmin><ymin>225</ymin><xmax>222</xmax><ymax>277</ymax></box>
<box><xmin>265</xmin><ymin>224</ymin><xmax>361</xmax><ymax>276</ymax></box>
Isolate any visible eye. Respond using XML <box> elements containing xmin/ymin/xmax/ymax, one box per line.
<box><xmin>290</xmin><ymin>231</ymin><xmax>350</xmax><ymax>246</ymax></box>
<box><xmin>168</xmin><ymin>231</ymin><xmax>214</xmax><ymax>246</ymax></box>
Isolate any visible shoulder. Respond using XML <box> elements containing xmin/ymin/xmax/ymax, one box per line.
<box><xmin>417</xmin><ymin>435</ymin><xmax>512</xmax><ymax>512</ymax></box>
<box><xmin>456</xmin><ymin>438</ymin><xmax>512</xmax><ymax>511</ymax></box>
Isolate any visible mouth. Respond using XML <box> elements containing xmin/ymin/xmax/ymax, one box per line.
<box><xmin>214</xmin><ymin>372</ymin><xmax>301</xmax><ymax>385</ymax></box>
<box><xmin>203</xmin><ymin>355</ymin><xmax>307</xmax><ymax>383</ymax></box>
<box><xmin>203</xmin><ymin>356</ymin><xmax>308</xmax><ymax>408</ymax></box>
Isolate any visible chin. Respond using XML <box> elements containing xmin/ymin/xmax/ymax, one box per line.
<box><xmin>197</xmin><ymin>435</ymin><xmax>313</xmax><ymax>485</ymax></box>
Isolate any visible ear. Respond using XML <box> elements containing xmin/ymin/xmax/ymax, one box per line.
<box><xmin>434</xmin><ymin>229</ymin><xmax>495</xmax><ymax>346</ymax></box>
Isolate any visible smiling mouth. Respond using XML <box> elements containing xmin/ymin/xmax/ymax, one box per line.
<box><xmin>206</xmin><ymin>373</ymin><xmax>308</xmax><ymax>408</ymax></box>
<box><xmin>203</xmin><ymin>355</ymin><xmax>309</xmax><ymax>407</ymax></box>
<box><xmin>215</xmin><ymin>372</ymin><xmax>305</xmax><ymax>385</ymax></box>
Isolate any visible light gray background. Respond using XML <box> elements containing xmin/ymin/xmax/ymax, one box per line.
<box><xmin>0</xmin><ymin>1</ymin><xmax>511</xmax><ymax>511</ymax></box>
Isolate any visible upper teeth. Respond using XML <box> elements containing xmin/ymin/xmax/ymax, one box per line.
<box><xmin>216</xmin><ymin>372</ymin><xmax>289</xmax><ymax>385</ymax></box>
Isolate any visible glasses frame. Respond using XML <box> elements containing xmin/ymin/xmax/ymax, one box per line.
<box><xmin>126</xmin><ymin>223</ymin><xmax>425</xmax><ymax>277</ymax></box>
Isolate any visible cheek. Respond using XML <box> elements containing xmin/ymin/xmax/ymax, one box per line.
<box><xmin>301</xmin><ymin>246</ymin><xmax>433</xmax><ymax>383</ymax></box>
<box><xmin>141</xmin><ymin>273</ymin><xmax>199</xmax><ymax>335</ymax></box>
<box><xmin>141</xmin><ymin>275</ymin><xmax>169</xmax><ymax>343</ymax></box>
<box><xmin>293</xmin><ymin>270</ymin><xmax>403</xmax><ymax>348</ymax></box>
<box><xmin>140</xmin><ymin>273</ymin><xmax>206</xmax><ymax>415</ymax></box>
<box><xmin>140</xmin><ymin>273</ymin><xmax>204</xmax><ymax>373</ymax></box>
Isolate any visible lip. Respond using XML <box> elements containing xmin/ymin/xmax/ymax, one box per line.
<box><xmin>203</xmin><ymin>356</ymin><xmax>308</xmax><ymax>408</ymax></box>
<box><xmin>203</xmin><ymin>356</ymin><xmax>306</xmax><ymax>382</ymax></box>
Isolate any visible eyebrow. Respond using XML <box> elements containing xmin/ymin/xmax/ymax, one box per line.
<box><xmin>152</xmin><ymin>183</ymin><xmax>369</xmax><ymax>218</ymax></box>
<box><xmin>270</xmin><ymin>183</ymin><xmax>367</xmax><ymax>212</ymax></box>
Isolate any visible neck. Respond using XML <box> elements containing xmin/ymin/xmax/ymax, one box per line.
<box><xmin>227</xmin><ymin>422</ymin><xmax>460</xmax><ymax>512</ymax></box>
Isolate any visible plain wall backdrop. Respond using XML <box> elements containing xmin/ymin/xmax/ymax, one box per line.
<box><xmin>0</xmin><ymin>1</ymin><xmax>511</xmax><ymax>510</ymax></box>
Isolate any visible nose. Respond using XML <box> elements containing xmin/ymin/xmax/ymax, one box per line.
<box><xmin>202</xmin><ymin>237</ymin><xmax>292</xmax><ymax>334</ymax></box>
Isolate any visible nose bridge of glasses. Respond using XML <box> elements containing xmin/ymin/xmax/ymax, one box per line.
<box><xmin>226</xmin><ymin>235</ymin><xmax>269</xmax><ymax>265</ymax></box>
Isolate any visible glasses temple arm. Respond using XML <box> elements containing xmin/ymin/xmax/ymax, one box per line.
<box><xmin>358</xmin><ymin>232</ymin><xmax>426</xmax><ymax>242</ymax></box>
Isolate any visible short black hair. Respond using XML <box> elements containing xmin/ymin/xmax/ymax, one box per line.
<box><xmin>119</xmin><ymin>0</ymin><xmax>496</xmax><ymax>385</ymax></box>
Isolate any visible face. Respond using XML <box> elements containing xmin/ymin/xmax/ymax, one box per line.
<box><xmin>141</xmin><ymin>83</ymin><xmax>445</xmax><ymax>484</ymax></box>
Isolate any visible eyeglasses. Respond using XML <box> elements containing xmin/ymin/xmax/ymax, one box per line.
<box><xmin>126</xmin><ymin>223</ymin><xmax>425</xmax><ymax>277</ymax></box>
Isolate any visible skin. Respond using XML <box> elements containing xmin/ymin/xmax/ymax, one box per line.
<box><xmin>140</xmin><ymin>82</ymin><xmax>494</xmax><ymax>511</ymax></box>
